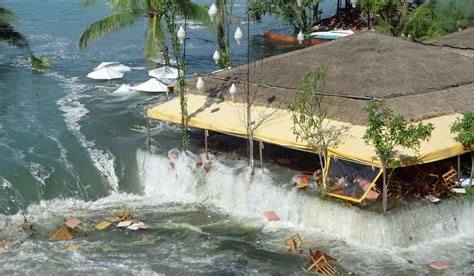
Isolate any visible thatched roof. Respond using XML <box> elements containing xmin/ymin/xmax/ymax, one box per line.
<box><xmin>189</xmin><ymin>31</ymin><xmax>474</xmax><ymax>125</ymax></box>
<box><xmin>424</xmin><ymin>28</ymin><xmax>474</xmax><ymax>50</ymax></box>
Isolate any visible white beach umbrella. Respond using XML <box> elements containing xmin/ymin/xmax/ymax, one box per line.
<box><xmin>110</xmin><ymin>64</ymin><xmax>132</xmax><ymax>73</ymax></box>
<box><xmin>94</xmin><ymin>62</ymin><xmax>119</xmax><ymax>70</ymax></box>
<box><xmin>113</xmin><ymin>84</ymin><xmax>133</xmax><ymax>93</ymax></box>
<box><xmin>134</xmin><ymin>78</ymin><xmax>169</xmax><ymax>93</ymax></box>
<box><xmin>148</xmin><ymin>66</ymin><xmax>179</xmax><ymax>79</ymax></box>
<box><xmin>87</xmin><ymin>67</ymin><xmax>123</xmax><ymax>80</ymax></box>
<box><xmin>94</xmin><ymin>62</ymin><xmax>131</xmax><ymax>73</ymax></box>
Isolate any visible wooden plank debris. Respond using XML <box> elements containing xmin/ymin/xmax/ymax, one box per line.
<box><xmin>67</xmin><ymin>243</ymin><xmax>81</xmax><ymax>251</ymax></box>
<box><xmin>50</xmin><ymin>226</ymin><xmax>82</xmax><ymax>241</ymax></box>
<box><xmin>263</xmin><ymin>211</ymin><xmax>280</xmax><ymax>221</ymax></box>
<box><xmin>64</xmin><ymin>218</ymin><xmax>82</xmax><ymax>229</ymax></box>
<box><xmin>430</xmin><ymin>261</ymin><xmax>448</xmax><ymax>270</ymax></box>
<box><xmin>95</xmin><ymin>220</ymin><xmax>112</xmax><ymax>231</ymax></box>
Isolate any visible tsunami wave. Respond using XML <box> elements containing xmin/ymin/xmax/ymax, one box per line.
<box><xmin>136</xmin><ymin>149</ymin><xmax>474</xmax><ymax>249</ymax></box>
<box><xmin>1</xmin><ymin>148</ymin><xmax>472</xmax><ymax>274</ymax></box>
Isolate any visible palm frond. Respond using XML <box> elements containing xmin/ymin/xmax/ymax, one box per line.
<box><xmin>81</xmin><ymin>0</ymin><xmax>104</xmax><ymax>9</ymax></box>
<box><xmin>183</xmin><ymin>2</ymin><xmax>215</xmax><ymax>33</ymax></box>
<box><xmin>144</xmin><ymin>15</ymin><xmax>165</xmax><ymax>64</ymax></box>
<box><xmin>113</xmin><ymin>0</ymin><xmax>147</xmax><ymax>14</ymax></box>
<box><xmin>0</xmin><ymin>6</ymin><xmax>19</xmax><ymax>24</ymax></box>
<box><xmin>0</xmin><ymin>23</ymin><xmax>28</xmax><ymax>48</ymax></box>
<box><xmin>79</xmin><ymin>11</ymin><xmax>138</xmax><ymax>50</ymax></box>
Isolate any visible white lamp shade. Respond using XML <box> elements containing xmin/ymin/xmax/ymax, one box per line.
<box><xmin>196</xmin><ymin>77</ymin><xmax>205</xmax><ymax>91</ymax></box>
<box><xmin>208</xmin><ymin>3</ymin><xmax>218</xmax><ymax>22</ymax></box>
<box><xmin>350</xmin><ymin>0</ymin><xmax>357</xmax><ymax>7</ymax></box>
<box><xmin>234</xmin><ymin>27</ymin><xmax>243</xmax><ymax>45</ymax></box>
<box><xmin>213</xmin><ymin>50</ymin><xmax>220</xmax><ymax>64</ymax></box>
<box><xmin>229</xmin><ymin>83</ymin><xmax>237</xmax><ymax>98</ymax></box>
<box><xmin>297</xmin><ymin>30</ymin><xmax>304</xmax><ymax>44</ymax></box>
<box><xmin>177</xmin><ymin>26</ymin><xmax>186</xmax><ymax>44</ymax></box>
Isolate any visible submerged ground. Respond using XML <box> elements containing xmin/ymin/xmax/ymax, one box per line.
<box><xmin>0</xmin><ymin>0</ymin><xmax>473</xmax><ymax>274</ymax></box>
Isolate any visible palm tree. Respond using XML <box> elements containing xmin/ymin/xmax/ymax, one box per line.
<box><xmin>79</xmin><ymin>0</ymin><xmax>210</xmax><ymax>67</ymax></box>
<box><xmin>0</xmin><ymin>5</ymin><xmax>28</xmax><ymax>49</ymax></box>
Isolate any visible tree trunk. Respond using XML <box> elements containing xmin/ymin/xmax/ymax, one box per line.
<box><xmin>318</xmin><ymin>151</ymin><xmax>327</xmax><ymax>191</ymax></box>
<box><xmin>367</xmin><ymin>7</ymin><xmax>371</xmax><ymax>30</ymax></box>
<box><xmin>302</xmin><ymin>8</ymin><xmax>308</xmax><ymax>32</ymax></box>
<box><xmin>247</xmin><ymin>106</ymin><xmax>254</xmax><ymax>170</ymax></box>
<box><xmin>217</xmin><ymin>21</ymin><xmax>226</xmax><ymax>51</ymax></box>
<box><xmin>312</xmin><ymin>3</ymin><xmax>320</xmax><ymax>23</ymax></box>
<box><xmin>470</xmin><ymin>152</ymin><xmax>473</xmax><ymax>188</ymax></box>
<box><xmin>382</xmin><ymin>159</ymin><xmax>388</xmax><ymax>213</ymax></box>
<box><xmin>336</xmin><ymin>0</ymin><xmax>341</xmax><ymax>18</ymax></box>
<box><xmin>161</xmin><ymin>40</ymin><xmax>171</xmax><ymax>65</ymax></box>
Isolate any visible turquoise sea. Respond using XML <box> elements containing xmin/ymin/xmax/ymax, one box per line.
<box><xmin>0</xmin><ymin>0</ymin><xmax>473</xmax><ymax>274</ymax></box>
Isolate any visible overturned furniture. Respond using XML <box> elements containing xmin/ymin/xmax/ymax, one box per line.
<box><xmin>50</xmin><ymin>226</ymin><xmax>83</xmax><ymax>241</ymax></box>
<box><xmin>112</xmin><ymin>208</ymin><xmax>138</xmax><ymax>223</ymax></box>
<box><xmin>303</xmin><ymin>249</ymin><xmax>337</xmax><ymax>275</ymax></box>
<box><xmin>283</xmin><ymin>233</ymin><xmax>312</xmax><ymax>254</ymax></box>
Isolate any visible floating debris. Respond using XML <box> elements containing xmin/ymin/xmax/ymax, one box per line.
<box><xmin>18</xmin><ymin>214</ymin><xmax>32</xmax><ymax>231</ymax></box>
<box><xmin>451</xmin><ymin>188</ymin><xmax>466</xmax><ymax>194</ymax></box>
<box><xmin>95</xmin><ymin>220</ymin><xmax>112</xmax><ymax>231</ymax></box>
<box><xmin>424</xmin><ymin>195</ymin><xmax>441</xmax><ymax>203</ymax></box>
<box><xmin>112</xmin><ymin>208</ymin><xmax>137</xmax><ymax>223</ymax></box>
<box><xmin>284</xmin><ymin>234</ymin><xmax>312</xmax><ymax>254</ymax></box>
<box><xmin>50</xmin><ymin>226</ymin><xmax>83</xmax><ymax>241</ymax></box>
<box><xmin>303</xmin><ymin>249</ymin><xmax>337</xmax><ymax>275</ymax></box>
<box><xmin>64</xmin><ymin>218</ymin><xmax>82</xmax><ymax>229</ymax></box>
<box><xmin>67</xmin><ymin>243</ymin><xmax>81</xmax><ymax>251</ymax></box>
<box><xmin>430</xmin><ymin>261</ymin><xmax>448</xmax><ymax>271</ymax></box>
<box><xmin>263</xmin><ymin>211</ymin><xmax>280</xmax><ymax>222</ymax></box>
<box><xmin>141</xmin><ymin>235</ymin><xmax>151</xmax><ymax>243</ymax></box>
<box><xmin>128</xmin><ymin>222</ymin><xmax>151</xmax><ymax>231</ymax></box>
<box><xmin>204</xmin><ymin>163</ymin><xmax>213</xmax><ymax>173</ymax></box>
<box><xmin>195</xmin><ymin>156</ymin><xmax>203</xmax><ymax>167</ymax></box>
<box><xmin>0</xmin><ymin>240</ymin><xmax>5</xmax><ymax>250</ymax></box>
<box><xmin>117</xmin><ymin>220</ymin><xmax>133</xmax><ymax>228</ymax></box>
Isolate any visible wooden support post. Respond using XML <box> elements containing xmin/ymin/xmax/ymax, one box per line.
<box><xmin>146</xmin><ymin>117</ymin><xmax>152</xmax><ymax>149</ymax></box>
<box><xmin>204</xmin><ymin>129</ymin><xmax>209</xmax><ymax>160</ymax></box>
<box><xmin>259</xmin><ymin>141</ymin><xmax>264</xmax><ymax>171</ymax></box>
<box><xmin>457</xmin><ymin>155</ymin><xmax>461</xmax><ymax>177</ymax></box>
<box><xmin>382</xmin><ymin>161</ymin><xmax>388</xmax><ymax>214</ymax></box>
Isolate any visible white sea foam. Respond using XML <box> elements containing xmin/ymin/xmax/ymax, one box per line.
<box><xmin>29</xmin><ymin>162</ymin><xmax>54</xmax><ymax>188</ymax></box>
<box><xmin>53</xmin><ymin>73</ymin><xmax>119</xmax><ymax>192</ymax></box>
<box><xmin>136</xmin><ymin>149</ymin><xmax>474</xmax><ymax>249</ymax></box>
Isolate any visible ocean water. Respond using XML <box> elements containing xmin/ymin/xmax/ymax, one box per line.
<box><xmin>0</xmin><ymin>0</ymin><xmax>473</xmax><ymax>274</ymax></box>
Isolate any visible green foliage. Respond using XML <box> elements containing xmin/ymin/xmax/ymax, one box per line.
<box><xmin>248</xmin><ymin>0</ymin><xmax>319</xmax><ymax>33</ymax></box>
<box><xmin>450</xmin><ymin>112</ymin><xmax>474</xmax><ymax>151</ymax></box>
<box><xmin>288</xmin><ymin>67</ymin><xmax>330</xmax><ymax>189</ymax></box>
<box><xmin>363</xmin><ymin>100</ymin><xmax>435</xmax><ymax>165</ymax></box>
<box><xmin>29</xmin><ymin>54</ymin><xmax>51</xmax><ymax>71</ymax></box>
<box><xmin>404</xmin><ymin>0</ymin><xmax>474</xmax><ymax>41</ymax></box>
<box><xmin>79</xmin><ymin>0</ymin><xmax>211</xmax><ymax>67</ymax></box>
<box><xmin>218</xmin><ymin>42</ymin><xmax>231</xmax><ymax>69</ymax></box>
<box><xmin>214</xmin><ymin>0</ymin><xmax>233</xmax><ymax>69</ymax></box>
<box><xmin>164</xmin><ymin>5</ymin><xmax>190</xmax><ymax>149</ymax></box>
<box><xmin>0</xmin><ymin>5</ymin><xmax>28</xmax><ymax>48</ymax></box>
<box><xmin>374</xmin><ymin>0</ymin><xmax>411</xmax><ymax>36</ymax></box>
<box><xmin>1</xmin><ymin>5</ymin><xmax>50</xmax><ymax>70</ymax></box>
<box><xmin>358</xmin><ymin>0</ymin><xmax>387</xmax><ymax>14</ymax></box>
<box><xmin>288</xmin><ymin>67</ymin><xmax>327</xmax><ymax>148</ymax></box>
